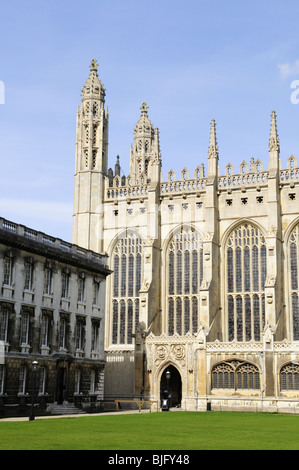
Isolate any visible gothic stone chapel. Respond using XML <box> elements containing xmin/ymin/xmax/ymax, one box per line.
<box><xmin>72</xmin><ymin>59</ymin><xmax>299</xmax><ymax>412</ymax></box>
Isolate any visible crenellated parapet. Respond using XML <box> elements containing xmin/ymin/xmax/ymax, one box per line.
<box><xmin>160</xmin><ymin>167</ymin><xmax>207</xmax><ymax>196</ymax></box>
<box><xmin>105</xmin><ymin>157</ymin><xmax>299</xmax><ymax>202</ymax></box>
<box><xmin>280</xmin><ymin>155</ymin><xmax>299</xmax><ymax>184</ymax></box>
<box><xmin>218</xmin><ymin>158</ymin><xmax>269</xmax><ymax>191</ymax></box>
<box><xmin>106</xmin><ymin>181</ymin><xmax>149</xmax><ymax>201</ymax></box>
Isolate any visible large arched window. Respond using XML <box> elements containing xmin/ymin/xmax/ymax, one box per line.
<box><xmin>226</xmin><ymin>223</ymin><xmax>266</xmax><ymax>342</ymax></box>
<box><xmin>212</xmin><ymin>360</ymin><xmax>260</xmax><ymax>391</ymax></box>
<box><xmin>280</xmin><ymin>363</ymin><xmax>299</xmax><ymax>390</ymax></box>
<box><xmin>289</xmin><ymin>224</ymin><xmax>299</xmax><ymax>340</ymax></box>
<box><xmin>166</xmin><ymin>227</ymin><xmax>202</xmax><ymax>335</ymax></box>
<box><xmin>111</xmin><ymin>233</ymin><xmax>142</xmax><ymax>344</ymax></box>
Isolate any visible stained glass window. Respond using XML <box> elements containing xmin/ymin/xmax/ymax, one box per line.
<box><xmin>128</xmin><ymin>255</ymin><xmax>134</xmax><ymax>297</ymax></box>
<box><xmin>192</xmin><ymin>297</ymin><xmax>198</xmax><ymax>334</ymax></box>
<box><xmin>192</xmin><ymin>250</ymin><xmax>198</xmax><ymax>294</ymax></box>
<box><xmin>184</xmin><ymin>298</ymin><xmax>190</xmax><ymax>334</ymax></box>
<box><xmin>245</xmin><ymin>295</ymin><xmax>251</xmax><ymax>341</ymax></box>
<box><xmin>292</xmin><ymin>294</ymin><xmax>299</xmax><ymax>340</ymax></box>
<box><xmin>168</xmin><ymin>298</ymin><xmax>174</xmax><ymax>335</ymax></box>
<box><xmin>184</xmin><ymin>251</ymin><xmax>190</xmax><ymax>294</ymax></box>
<box><xmin>169</xmin><ymin>251</ymin><xmax>174</xmax><ymax>295</ymax></box>
<box><xmin>167</xmin><ymin>227</ymin><xmax>202</xmax><ymax>335</ymax></box>
<box><xmin>291</xmin><ymin>243</ymin><xmax>298</xmax><ymax>291</ymax></box>
<box><xmin>112</xmin><ymin>301</ymin><xmax>118</xmax><ymax>344</ymax></box>
<box><xmin>281</xmin><ymin>363</ymin><xmax>299</xmax><ymax>390</ymax></box>
<box><xmin>176</xmin><ymin>251</ymin><xmax>182</xmax><ymax>295</ymax></box>
<box><xmin>228</xmin><ymin>295</ymin><xmax>234</xmax><ymax>341</ymax></box>
<box><xmin>289</xmin><ymin>225</ymin><xmax>299</xmax><ymax>340</ymax></box>
<box><xmin>253</xmin><ymin>294</ymin><xmax>260</xmax><ymax>341</ymax></box>
<box><xmin>111</xmin><ymin>233</ymin><xmax>143</xmax><ymax>344</ymax></box>
<box><xmin>127</xmin><ymin>300</ymin><xmax>133</xmax><ymax>344</ymax></box>
<box><xmin>176</xmin><ymin>298</ymin><xmax>182</xmax><ymax>335</ymax></box>
<box><xmin>212</xmin><ymin>360</ymin><xmax>260</xmax><ymax>390</ymax></box>
<box><xmin>113</xmin><ymin>256</ymin><xmax>119</xmax><ymax>297</ymax></box>
<box><xmin>227</xmin><ymin>248</ymin><xmax>234</xmax><ymax>293</ymax></box>
<box><xmin>226</xmin><ymin>223</ymin><xmax>266</xmax><ymax>342</ymax></box>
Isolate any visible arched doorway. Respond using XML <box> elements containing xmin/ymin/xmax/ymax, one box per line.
<box><xmin>160</xmin><ymin>365</ymin><xmax>182</xmax><ymax>408</ymax></box>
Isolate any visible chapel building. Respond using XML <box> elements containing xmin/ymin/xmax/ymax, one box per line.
<box><xmin>72</xmin><ymin>59</ymin><xmax>299</xmax><ymax>412</ymax></box>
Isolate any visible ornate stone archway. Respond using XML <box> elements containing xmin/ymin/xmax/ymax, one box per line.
<box><xmin>145</xmin><ymin>328</ymin><xmax>208</xmax><ymax>410</ymax></box>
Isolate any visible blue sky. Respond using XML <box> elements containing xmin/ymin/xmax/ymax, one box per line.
<box><xmin>0</xmin><ymin>0</ymin><xmax>299</xmax><ymax>242</ymax></box>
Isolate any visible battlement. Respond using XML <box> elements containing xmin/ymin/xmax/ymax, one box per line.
<box><xmin>104</xmin><ymin>154</ymin><xmax>299</xmax><ymax>203</ymax></box>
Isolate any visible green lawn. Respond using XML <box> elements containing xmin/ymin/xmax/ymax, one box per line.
<box><xmin>1</xmin><ymin>411</ymin><xmax>299</xmax><ymax>450</ymax></box>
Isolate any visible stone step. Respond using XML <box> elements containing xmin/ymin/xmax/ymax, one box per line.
<box><xmin>47</xmin><ymin>403</ymin><xmax>86</xmax><ymax>415</ymax></box>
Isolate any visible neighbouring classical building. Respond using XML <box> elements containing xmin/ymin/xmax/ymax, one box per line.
<box><xmin>0</xmin><ymin>217</ymin><xmax>110</xmax><ymax>417</ymax></box>
<box><xmin>72</xmin><ymin>59</ymin><xmax>299</xmax><ymax>413</ymax></box>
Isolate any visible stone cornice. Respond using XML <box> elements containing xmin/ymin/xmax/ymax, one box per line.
<box><xmin>0</xmin><ymin>218</ymin><xmax>111</xmax><ymax>276</ymax></box>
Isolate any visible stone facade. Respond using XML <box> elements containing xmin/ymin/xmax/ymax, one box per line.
<box><xmin>0</xmin><ymin>217</ymin><xmax>110</xmax><ymax>416</ymax></box>
<box><xmin>73</xmin><ymin>60</ymin><xmax>299</xmax><ymax>413</ymax></box>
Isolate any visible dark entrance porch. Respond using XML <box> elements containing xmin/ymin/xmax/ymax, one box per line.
<box><xmin>160</xmin><ymin>365</ymin><xmax>182</xmax><ymax>408</ymax></box>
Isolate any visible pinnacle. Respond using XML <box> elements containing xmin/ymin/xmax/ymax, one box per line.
<box><xmin>269</xmin><ymin>110</ymin><xmax>280</xmax><ymax>152</ymax></box>
<box><xmin>89</xmin><ymin>58</ymin><xmax>99</xmax><ymax>74</ymax></box>
<box><xmin>81</xmin><ymin>58</ymin><xmax>105</xmax><ymax>99</ymax></box>
<box><xmin>140</xmin><ymin>102</ymin><xmax>149</xmax><ymax>116</ymax></box>
<box><xmin>208</xmin><ymin>119</ymin><xmax>219</xmax><ymax>158</ymax></box>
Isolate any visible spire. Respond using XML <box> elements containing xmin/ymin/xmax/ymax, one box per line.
<box><xmin>269</xmin><ymin>110</ymin><xmax>280</xmax><ymax>153</ymax></box>
<box><xmin>208</xmin><ymin>119</ymin><xmax>219</xmax><ymax>178</ymax></box>
<box><xmin>75</xmin><ymin>59</ymin><xmax>108</xmax><ymax>174</ymax></box>
<box><xmin>130</xmin><ymin>102</ymin><xmax>161</xmax><ymax>184</ymax></box>
<box><xmin>115</xmin><ymin>155</ymin><xmax>120</xmax><ymax>177</ymax></box>
<box><xmin>134</xmin><ymin>101</ymin><xmax>154</xmax><ymax>140</ymax></box>
<box><xmin>81</xmin><ymin>58</ymin><xmax>105</xmax><ymax>101</ymax></box>
<box><xmin>208</xmin><ymin>119</ymin><xmax>219</xmax><ymax>159</ymax></box>
<box><xmin>268</xmin><ymin>110</ymin><xmax>280</xmax><ymax>172</ymax></box>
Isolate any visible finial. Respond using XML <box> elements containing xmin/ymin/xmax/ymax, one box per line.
<box><xmin>208</xmin><ymin>119</ymin><xmax>219</xmax><ymax>158</ymax></box>
<box><xmin>269</xmin><ymin>110</ymin><xmax>280</xmax><ymax>152</ymax></box>
<box><xmin>89</xmin><ymin>58</ymin><xmax>99</xmax><ymax>74</ymax></box>
<box><xmin>115</xmin><ymin>155</ymin><xmax>120</xmax><ymax>177</ymax></box>
<box><xmin>140</xmin><ymin>102</ymin><xmax>149</xmax><ymax>116</ymax></box>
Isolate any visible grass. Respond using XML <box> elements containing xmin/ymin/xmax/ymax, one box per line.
<box><xmin>1</xmin><ymin>411</ymin><xmax>299</xmax><ymax>450</ymax></box>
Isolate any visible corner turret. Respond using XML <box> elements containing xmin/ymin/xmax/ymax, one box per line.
<box><xmin>129</xmin><ymin>102</ymin><xmax>161</xmax><ymax>185</ymax></box>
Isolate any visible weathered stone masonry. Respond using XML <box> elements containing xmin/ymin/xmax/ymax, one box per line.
<box><xmin>0</xmin><ymin>218</ymin><xmax>110</xmax><ymax>416</ymax></box>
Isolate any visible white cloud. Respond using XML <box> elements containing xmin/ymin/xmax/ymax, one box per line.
<box><xmin>278</xmin><ymin>60</ymin><xmax>299</xmax><ymax>79</ymax></box>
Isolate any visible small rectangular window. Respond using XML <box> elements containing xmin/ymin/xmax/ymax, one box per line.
<box><xmin>21</xmin><ymin>313</ymin><xmax>29</xmax><ymax>345</ymax></box>
<box><xmin>41</xmin><ymin>316</ymin><xmax>49</xmax><ymax>347</ymax></box>
<box><xmin>38</xmin><ymin>368</ymin><xmax>46</xmax><ymax>394</ymax></box>
<box><xmin>78</xmin><ymin>278</ymin><xmax>85</xmax><ymax>302</ymax></box>
<box><xmin>44</xmin><ymin>268</ymin><xmax>52</xmax><ymax>295</ymax></box>
<box><xmin>0</xmin><ymin>309</ymin><xmax>8</xmax><ymax>343</ymax></box>
<box><xmin>59</xmin><ymin>318</ymin><xmax>67</xmax><ymax>349</ymax></box>
<box><xmin>18</xmin><ymin>366</ymin><xmax>26</xmax><ymax>394</ymax></box>
<box><xmin>76</xmin><ymin>322</ymin><xmax>83</xmax><ymax>350</ymax></box>
<box><xmin>24</xmin><ymin>261</ymin><xmax>33</xmax><ymax>290</ymax></box>
<box><xmin>3</xmin><ymin>256</ymin><xmax>12</xmax><ymax>285</ymax></box>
